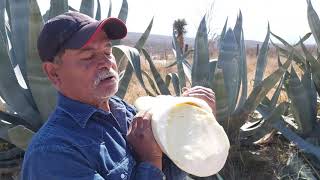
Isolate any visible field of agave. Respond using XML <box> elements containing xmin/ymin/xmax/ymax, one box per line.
<box><xmin>0</xmin><ymin>0</ymin><xmax>319</xmax><ymax>179</ymax></box>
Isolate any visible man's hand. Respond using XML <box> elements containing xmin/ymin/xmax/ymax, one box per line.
<box><xmin>182</xmin><ymin>86</ymin><xmax>217</xmax><ymax>116</ymax></box>
<box><xmin>127</xmin><ymin>111</ymin><xmax>162</xmax><ymax>170</ymax></box>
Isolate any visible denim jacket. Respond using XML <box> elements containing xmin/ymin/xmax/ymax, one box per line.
<box><xmin>21</xmin><ymin>92</ymin><xmax>186</xmax><ymax>180</ymax></box>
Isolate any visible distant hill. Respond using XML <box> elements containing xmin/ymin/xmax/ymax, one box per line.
<box><xmin>121</xmin><ymin>32</ymin><xmax>262</xmax><ymax>55</ymax></box>
<box><xmin>121</xmin><ymin>32</ymin><xmax>316</xmax><ymax>60</ymax></box>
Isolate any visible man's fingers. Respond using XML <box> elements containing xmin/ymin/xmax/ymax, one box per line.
<box><xmin>184</xmin><ymin>89</ymin><xmax>215</xmax><ymax>100</ymax></box>
<box><xmin>182</xmin><ymin>86</ymin><xmax>215</xmax><ymax>97</ymax></box>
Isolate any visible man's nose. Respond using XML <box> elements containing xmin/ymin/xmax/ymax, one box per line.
<box><xmin>96</xmin><ymin>54</ymin><xmax>114</xmax><ymax>69</ymax></box>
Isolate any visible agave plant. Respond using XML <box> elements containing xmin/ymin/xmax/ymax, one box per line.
<box><xmin>135</xmin><ymin>11</ymin><xmax>296</xmax><ymax>179</ymax></box>
<box><xmin>253</xmin><ymin>0</ymin><xmax>320</xmax><ymax>174</ymax></box>
<box><xmin>0</xmin><ymin>0</ymin><xmax>154</xmax><ymax>178</ymax></box>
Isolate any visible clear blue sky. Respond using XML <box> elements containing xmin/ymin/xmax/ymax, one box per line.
<box><xmin>37</xmin><ymin>0</ymin><xmax>319</xmax><ymax>44</ymax></box>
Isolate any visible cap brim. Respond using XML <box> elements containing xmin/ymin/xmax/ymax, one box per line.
<box><xmin>63</xmin><ymin>17</ymin><xmax>127</xmax><ymax>49</ymax></box>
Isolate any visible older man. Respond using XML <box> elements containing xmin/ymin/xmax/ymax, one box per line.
<box><xmin>21</xmin><ymin>11</ymin><xmax>216</xmax><ymax>180</ymax></box>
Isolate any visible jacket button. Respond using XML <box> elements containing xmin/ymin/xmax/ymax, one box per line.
<box><xmin>120</xmin><ymin>173</ymin><xmax>125</xmax><ymax>179</ymax></box>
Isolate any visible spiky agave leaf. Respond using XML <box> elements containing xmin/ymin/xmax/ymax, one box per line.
<box><xmin>141</xmin><ymin>48</ymin><xmax>171</xmax><ymax>95</ymax></box>
<box><xmin>253</xmin><ymin>24</ymin><xmax>270</xmax><ymax>88</ymax></box>
<box><xmin>271</xmin><ymin>32</ymin><xmax>306</xmax><ymax>69</ymax></box>
<box><xmin>107</xmin><ymin>0</ymin><xmax>112</xmax><ymax>17</ymax></box>
<box><xmin>48</xmin><ymin>0</ymin><xmax>68</xmax><ymax>20</ymax></box>
<box><xmin>80</xmin><ymin>0</ymin><xmax>94</xmax><ymax>17</ymax></box>
<box><xmin>28</xmin><ymin>0</ymin><xmax>57</xmax><ymax>124</ymax></box>
<box><xmin>165</xmin><ymin>73</ymin><xmax>180</xmax><ymax>96</ymax></box>
<box><xmin>232</xmin><ymin>59</ymin><xmax>292</xmax><ymax>130</ymax></box>
<box><xmin>95</xmin><ymin>0</ymin><xmax>101</xmax><ymax>20</ymax></box>
<box><xmin>114</xmin><ymin>18</ymin><xmax>153</xmax><ymax>98</ymax></box>
<box><xmin>141</xmin><ymin>70</ymin><xmax>160</xmax><ymax>95</ymax></box>
<box><xmin>233</xmin><ymin>11</ymin><xmax>247</xmax><ymax>110</ymax></box>
<box><xmin>113</xmin><ymin>45</ymin><xmax>154</xmax><ymax>97</ymax></box>
<box><xmin>218</xmin><ymin>28</ymin><xmax>240</xmax><ymax>113</ymax></box>
<box><xmin>117</xmin><ymin>0</ymin><xmax>128</xmax><ymax>23</ymax></box>
<box><xmin>192</xmin><ymin>15</ymin><xmax>210</xmax><ymax>88</ymax></box>
<box><xmin>285</xmin><ymin>66</ymin><xmax>315</xmax><ymax>135</ymax></box>
<box><xmin>307</xmin><ymin>0</ymin><xmax>320</xmax><ymax>52</ymax></box>
<box><xmin>300</xmin><ymin>41</ymin><xmax>320</xmax><ymax>95</ymax></box>
<box><xmin>172</xmin><ymin>29</ymin><xmax>186</xmax><ymax>91</ymax></box>
<box><xmin>212</xmin><ymin>68</ymin><xmax>229</xmax><ymax>122</ymax></box>
<box><xmin>272</xmin><ymin>119</ymin><xmax>320</xmax><ymax>161</ymax></box>
<box><xmin>0</xmin><ymin>23</ymin><xmax>41</xmax><ymax>130</ymax></box>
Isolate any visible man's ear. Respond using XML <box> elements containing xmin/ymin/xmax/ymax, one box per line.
<box><xmin>42</xmin><ymin>62</ymin><xmax>61</xmax><ymax>88</ymax></box>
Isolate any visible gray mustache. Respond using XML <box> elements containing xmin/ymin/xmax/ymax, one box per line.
<box><xmin>93</xmin><ymin>70</ymin><xmax>118</xmax><ymax>86</ymax></box>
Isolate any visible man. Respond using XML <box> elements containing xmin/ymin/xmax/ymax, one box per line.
<box><xmin>21</xmin><ymin>11</ymin><xmax>216</xmax><ymax>179</ymax></box>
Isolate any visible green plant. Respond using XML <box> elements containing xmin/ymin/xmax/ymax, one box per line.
<box><xmin>138</xmin><ymin>12</ymin><xmax>294</xmax><ymax>179</ymax></box>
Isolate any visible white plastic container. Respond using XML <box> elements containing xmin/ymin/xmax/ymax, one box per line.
<box><xmin>134</xmin><ymin>95</ymin><xmax>230</xmax><ymax>177</ymax></box>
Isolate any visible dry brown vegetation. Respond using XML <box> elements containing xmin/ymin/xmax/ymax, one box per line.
<box><xmin>123</xmin><ymin>47</ymin><xmax>288</xmax><ymax>104</ymax></box>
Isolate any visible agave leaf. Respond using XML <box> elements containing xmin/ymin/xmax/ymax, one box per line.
<box><xmin>233</xmin><ymin>11</ymin><xmax>242</xmax><ymax>46</ymax></box>
<box><xmin>141</xmin><ymin>48</ymin><xmax>170</xmax><ymax>95</ymax></box>
<box><xmin>285</xmin><ymin>67</ymin><xmax>314</xmax><ymax>135</ymax></box>
<box><xmin>95</xmin><ymin>0</ymin><xmax>101</xmax><ymax>20</ymax></box>
<box><xmin>238</xmin><ymin>27</ymin><xmax>247</xmax><ymax>109</ymax></box>
<box><xmin>0</xmin><ymin>147</ymin><xmax>23</xmax><ymax>161</ymax></box>
<box><xmin>253</xmin><ymin>24</ymin><xmax>270</xmax><ymax>87</ymax></box>
<box><xmin>0</xmin><ymin>111</ymin><xmax>34</xmax><ymax>131</ymax></box>
<box><xmin>172</xmin><ymin>29</ymin><xmax>186</xmax><ymax>91</ymax></box>
<box><xmin>282</xmin><ymin>153</ymin><xmax>318</xmax><ymax>180</ymax></box>
<box><xmin>141</xmin><ymin>71</ymin><xmax>160</xmax><ymax>95</ymax></box>
<box><xmin>117</xmin><ymin>0</ymin><xmax>128</xmax><ymax>23</ymax></box>
<box><xmin>0</xmin><ymin>156</ymin><xmax>21</xmax><ymax>168</ymax></box>
<box><xmin>269</xmin><ymin>74</ymin><xmax>285</xmax><ymax>108</ymax></box>
<box><xmin>0</xmin><ymin>26</ymin><xmax>41</xmax><ymax>130</ymax></box>
<box><xmin>165</xmin><ymin>60</ymin><xmax>177</xmax><ymax>68</ymax></box>
<box><xmin>301</xmin><ymin>62</ymin><xmax>317</xmax><ymax>126</ymax></box>
<box><xmin>182</xmin><ymin>49</ymin><xmax>194</xmax><ymax>59</ymax></box>
<box><xmin>48</xmin><ymin>0</ymin><xmax>68</xmax><ymax>20</ymax></box>
<box><xmin>272</xmin><ymin>120</ymin><xmax>320</xmax><ymax>161</ymax></box>
<box><xmin>219</xmin><ymin>17</ymin><xmax>228</xmax><ymax>46</ymax></box>
<box><xmin>208</xmin><ymin>59</ymin><xmax>217</xmax><ymax>89</ymax></box>
<box><xmin>218</xmin><ymin>28</ymin><xmax>240</xmax><ymax>113</ymax></box>
<box><xmin>5</xmin><ymin>0</ymin><xmax>11</xmax><ymax>28</ymax></box>
<box><xmin>307</xmin><ymin>0</ymin><xmax>320</xmax><ymax>52</ymax></box>
<box><xmin>212</xmin><ymin>68</ymin><xmax>229</xmax><ymax>122</ymax></box>
<box><xmin>113</xmin><ymin>18</ymin><xmax>153</xmax><ymax>98</ymax></box>
<box><xmin>271</xmin><ymin>33</ymin><xmax>306</xmax><ymax>68</ymax></box>
<box><xmin>107</xmin><ymin>0</ymin><xmax>112</xmax><ymax>17</ymax></box>
<box><xmin>165</xmin><ymin>73</ymin><xmax>180</xmax><ymax>96</ymax></box>
<box><xmin>68</xmin><ymin>5</ymin><xmax>78</xmax><ymax>12</ymax></box>
<box><xmin>0</xmin><ymin>0</ymin><xmax>7</xmax><ymax>47</ymax></box>
<box><xmin>236</xmin><ymin>59</ymin><xmax>291</xmax><ymax>119</ymax></box>
<box><xmin>300</xmin><ymin>41</ymin><xmax>320</xmax><ymax>94</ymax></box>
<box><xmin>293</xmin><ymin>32</ymin><xmax>312</xmax><ymax>47</ymax></box>
<box><xmin>80</xmin><ymin>0</ymin><xmax>94</xmax><ymax>17</ymax></box>
<box><xmin>116</xmin><ymin>64</ymin><xmax>133</xmax><ymax>99</ymax></box>
<box><xmin>277</xmin><ymin>52</ymin><xmax>282</xmax><ymax>67</ymax></box>
<box><xmin>135</xmin><ymin>17</ymin><xmax>153</xmax><ymax>49</ymax></box>
<box><xmin>113</xmin><ymin>45</ymin><xmax>153</xmax><ymax>98</ymax></box>
<box><xmin>183</xmin><ymin>60</ymin><xmax>192</xmax><ymax>83</ymax></box>
<box><xmin>245</xmin><ymin>102</ymin><xmax>287</xmax><ymax>138</ymax></box>
<box><xmin>192</xmin><ymin>16</ymin><xmax>210</xmax><ymax>88</ymax></box>
<box><xmin>7</xmin><ymin>0</ymin><xmax>29</xmax><ymax>82</ymax></box>
<box><xmin>8</xmin><ymin>125</ymin><xmax>34</xmax><ymax>151</ymax></box>
<box><xmin>28</xmin><ymin>0</ymin><xmax>57</xmax><ymax>123</ymax></box>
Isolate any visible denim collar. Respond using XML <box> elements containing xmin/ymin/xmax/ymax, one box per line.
<box><xmin>56</xmin><ymin>92</ymin><xmax>114</xmax><ymax>128</ymax></box>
